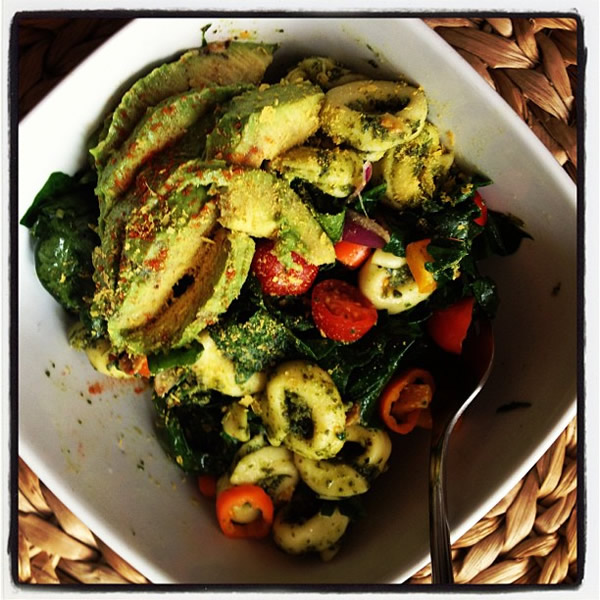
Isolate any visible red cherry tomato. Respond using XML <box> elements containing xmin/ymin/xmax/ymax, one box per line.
<box><xmin>473</xmin><ymin>192</ymin><xmax>488</xmax><ymax>226</ymax></box>
<box><xmin>251</xmin><ymin>240</ymin><xmax>318</xmax><ymax>296</ymax></box>
<box><xmin>427</xmin><ymin>296</ymin><xmax>475</xmax><ymax>355</ymax></box>
<box><xmin>311</xmin><ymin>279</ymin><xmax>378</xmax><ymax>343</ymax></box>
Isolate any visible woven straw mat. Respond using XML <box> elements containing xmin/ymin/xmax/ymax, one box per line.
<box><xmin>16</xmin><ymin>16</ymin><xmax>579</xmax><ymax>585</ymax></box>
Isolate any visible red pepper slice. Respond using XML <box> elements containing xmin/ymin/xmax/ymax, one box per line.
<box><xmin>379</xmin><ymin>368</ymin><xmax>436</xmax><ymax>434</ymax></box>
<box><xmin>427</xmin><ymin>296</ymin><xmax>475</xmax><ymax>355</ymax></box>
<box><xmin>334</xmin><ymin>240</ymin><xmax>372</xmax><ymax>269</ymax></box>
<box><xmin>473</xmin><ymin>192</ymin><xmax>488</xmax><ymax>226</ymax></box>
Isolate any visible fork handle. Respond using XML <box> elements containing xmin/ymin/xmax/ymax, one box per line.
<box><xmin>429</xmin><ymin>435</ymin><xmax>454</xmax><ymax>584</ymax></box>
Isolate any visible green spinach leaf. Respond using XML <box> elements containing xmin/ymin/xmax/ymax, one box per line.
<box><xmin>153</xmin><ymin>390</ymin><xmax>238</xmax><ymax>475</ymax></box>
<box><xmin>478</xmin><ymin>210</ymin><xmax>533</xmax><ymax>257</ymax></box>
<box><xmin>21</xmin><ymin>170</ymin><xmax>99</xmax><ymax>314</ymax></box>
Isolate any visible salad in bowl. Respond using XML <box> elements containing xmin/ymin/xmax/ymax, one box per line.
<box><xmin>21</xmin><ymin>34</ymin><xmax>530</xmax><ymax>562</ymax></box>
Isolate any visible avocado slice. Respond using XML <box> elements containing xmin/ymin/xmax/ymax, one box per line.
<box><xmin>269</xmin><ymin>145</ymin><xmax>365</xmax><ymax>198</ymax></box>
<box><xmin>90</xmin><ymin>41</ymin><xmax>277</xmax><ymax>171</ymax></box>
<box><xmin>101</xmin><ymin>184</ymin><xmax>219</xmax><ymax>351</ymax></box>
<box><xmin>175</xmin><ymin>229</ymin><xmax>255</xmax><ymax>348</ymax></box>
<box><xmin>118</xmin><ymin>227</ymin><xmax>255</xmax><ymax>354</ymax></box>
<box><xmin>378</xmin><ymin>122</ymin><xmax>454</xmax><ymax>210</ymax></box>
<box><xmin>96</xmin><ymin>83</ymin><xmax>252</xmax><ymax>214</ymax></box>
<box><xmin>159</xmin><ymin>160</ymin><xmax>336</xmax><ymax>266</ymax></box>
<box><xmin>205</xmin><ymin>81</ymin><xmax>325</xmax><ymax>167</ymax></box>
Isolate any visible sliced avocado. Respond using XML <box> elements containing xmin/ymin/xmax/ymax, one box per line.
<box><xmin>269</xmin><ymin>146</ymin><xmax>365</xmax><ymax>198</ymax></box>
<box><xmin>91</xmin><ymin>183</ymin><xmax>143</xmax><ymax>323</ymax></box>
<box><xmin>90</xmin><ymin>41</ymin><xmax>277</xmax><ymax>170</ymax></box>
<box><xmin>283</xmin><ymin>56</ymin><xmax>367</xmax><ymax>90</ymax></box>
<box><xmin>205</xmin><ymin>81</ymin><xmax>325</xmax><ymax>167</ymax></box>
<box><xmin>96</xmin><ymin>84</ymin><xmax>252</xmax><ymax>214</ymax></box>
<box><xmin>160</xmin><ymin>161</ymin><xmax>335</xmax><ymax>266</ymax></box>
<box><xmin>118</xmin><ymin>228</ymin><xmax>253</xmax><ymax>354</ymax></box>
<box><xmin>175</xmin><ymin>228</ymin><xmax>255</xmax><ymax>347</ymax></box>
<box><xmin>104</xmin><ymin>185</ymin><xmax>219</xmax><ymax>351</ymax></box>
<box><xmin>378</xmin><ymin>122</ymin><xmax>454</xmax><ymax>210</ymax></box>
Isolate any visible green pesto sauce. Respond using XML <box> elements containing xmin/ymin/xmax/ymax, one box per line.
<box><xmin>284</xmin><ymin>391</ymin><xmax>314</xmax><ymax>439</ymax></box>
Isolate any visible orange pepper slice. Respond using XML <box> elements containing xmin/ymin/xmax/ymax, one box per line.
<box><xmin>405</xmin><ymin>238</ymin><xmax>437</xmax><ymax>294</ymax></box>
<box><xmin>215</xmin><ymin>484</ymin><xmax>274</xmax><ymax>539</ymax></box>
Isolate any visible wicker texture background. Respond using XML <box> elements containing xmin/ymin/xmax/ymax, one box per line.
<box><xmin>16</xmin><ymin>16</ymin><xmax>579</xmax><ymax>585</ymax></box>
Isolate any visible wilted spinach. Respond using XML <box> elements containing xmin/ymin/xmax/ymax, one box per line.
<box><xmin>20</xmin><ymin>170</ymin><xmax>99</xmax><ymax>314</ymax></box>
<box><xmin>153</xmin><ymin>388</ymin><xmax>240</xmax><ymax>475</ymax></box>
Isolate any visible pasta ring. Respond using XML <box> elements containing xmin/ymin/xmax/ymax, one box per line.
<box><xmin>262</xmin><ymin>361</ymin><xmax>346</xmax><ymax>460</ymax></box>
<box><xmin>320</xmin><ymin>80</ymin><xmax>427</xmax><ymax>152</ymax></box>
<box><xmin>272</xmin><ymin>506</ymin><xmax>350</xmax><ymax>555</ymax></box>
<box><xmin>230</xmin><ymin>445</ymin><xmax>300</xmax><ymax>505</ymax></box>
<box><xmin>293</xmin><ymin>425</ymin><xmax>392</xmax><ymax>498</ymax></box>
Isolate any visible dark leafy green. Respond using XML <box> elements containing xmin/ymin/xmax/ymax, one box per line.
<box><xmin>153</xmin><ymin>388</ymin><xmax>239</xmax><ymax>474</ymax></box>
<box><xmin>313</xmin><ymin>209</ymin><xmax>346</xmax><ymax>243</ymax></box>
<box><xmin>434</xmin><ymin>170</ymin><xmax>493</xmax><ymax>209</ymax></box>
<box><xmin>426</xmin><ymin>238</ymin><xmax>469</xmax><ymax>286</ymax></box>
<box><xmin>292</xmin><ymin>180</ymin><xmax>346</xmax><ymax>243</ymax></box>
<box><xmin>209</xmin><ymin>308</ymin><xmax>293</xmax><ymax>383</ymax></box>
<box><xmin>470</xmin><ymin>276</ymin><xmax>499</xmax><ymax>318</ymax></box>
<box><xmin>21</xmin><ymin>170</ymin><xmax>99</xmax><ymax>314</ymax></box>
<box><xmin>477</xmin><ymin>210</ymin><xmax>533</xmax><ymax>257</ymax></box>
<box><xmin>352</xmin><ymin>182</ymin><xmax>387</xmax><ymax>217</ymax></box>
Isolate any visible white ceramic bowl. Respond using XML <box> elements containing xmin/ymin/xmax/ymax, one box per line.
<box><xmin>18</xmin><ymin>17</ymin><xmax>577</xmax><ymax>584</ymax></box>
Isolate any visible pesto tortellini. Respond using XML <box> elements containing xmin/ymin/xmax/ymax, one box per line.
<box><xmin>284</xmin><ymin>56</ymin><xmax>367</xmax><ymax>90</ymax></box>
<box><xmin>272</xmin><ymin>505</ymin><xmax>350</xmax><ymax>557</ymax></box>
<box><xmin>228</xmin><ymin>433</ymin><xmax>300</xmax><ymax>504</ymax></box>
<box><xmin>261</xmin><ymin>361</ymin><xmax>346</xmax><ymax>460</ymax></box>
<box><xmin>358</xmin><ymin>249</ymin><xmax>436</xmax><ymax>313</ymax></box>
<box><xmin>379</xmin><ymin>122</ymin><xmax>455</xmax><ymax>209</ymax></box>
<box><xmin>293</xmin><ymin>425</ymin><xmax>392</xmax><ymax>498</ymax></box>
<box><xmin>320</xmin><ymin>80</ymin><xmax>428</xmax><ymax>152</ymax></box>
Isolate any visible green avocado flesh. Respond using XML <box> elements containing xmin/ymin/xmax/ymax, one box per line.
<box><xmin>96</xmin><ymin>171</ymin><xmax>255</xmax><ymax>355</ymax></box>
<box><xmin>157</xmin><ymin>160</ymin><xmax>336</xmax><ymax>266</ymax></box>
<box><xmin>96</xmin><ymin>84</ymin><xmax>252</xmax><ymax>214</ymax></box>
<box><xmin>96</xmin><ymin>184</ymin><xmax>219</xmax><ymax>348</ymax></box>
<box><xmin>90</xmin><ymin>41</ymin><xmax>277</xmax><ymax>171</ymax></box>
<box><xmin>205</xmin><ymin>81</ymin><xmax>325</xmax><ymax>167</ymax></box>
<box><xmin>121</xmin><ymin>228</ymin><xmax>255</xmax><ymax>355</ymax></box>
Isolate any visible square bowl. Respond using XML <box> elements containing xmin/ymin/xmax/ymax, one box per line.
<box><xmin>17</xmin><ymin>17</ymin><xmax>577</xmax><ymax>584</ymax></box>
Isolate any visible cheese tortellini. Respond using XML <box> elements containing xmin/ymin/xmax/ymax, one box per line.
<box><xmin>294</xmin><ymin>425</ymin><xmax>392</xmax><ymax>499</ymax></box>
<box><xmin>320</xmin><ymin>80</ymin><xmax>428</xmax><ymax>152</ymax></box>
<box><xmin>358</xmin><ymin>248</ymin><xmax>435</xmax><ymax>313</ymax></box>
<box><xmin>261</xmin><ymin>361</ymin><xmax>346</xmax><ymax>460</ymax></box>
<box><xmin>272</xmin><ymin>506</ymin><xmax>350</xmax><ymax>557</ymax></box>
<box><xmin>229</xmin><ymin>434</ymin><xmax>300</xmax><ymax>505</ymax></box>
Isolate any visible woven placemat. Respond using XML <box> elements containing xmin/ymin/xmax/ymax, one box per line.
<box><xmin>15</xmin><ymin>16</ymin><xmax>579</xmax><ymax>585</ymax></box>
